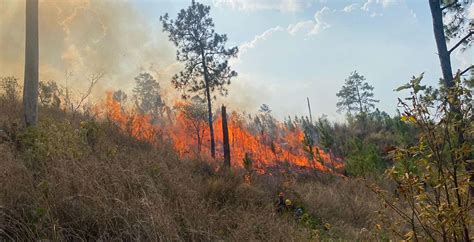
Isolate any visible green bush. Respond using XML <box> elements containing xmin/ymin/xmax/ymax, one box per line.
<box><xmin>0</xmin><ymin>76</ymin><xmax>20</xmax><ymax>101</ymax></box>
<box><xmin>16</xmin><ymin>119</ymin><xmax>89</xmax><ymax>171</ymax></box>
<box><xmin>345</xmin><ymin>139</ymin><xmax>383</xmax><ymax>177</ymax></box>
<box><xmin>80</xmin><ymin>120</ymin><xmax>103</xmax><ymax>151</ymax></box>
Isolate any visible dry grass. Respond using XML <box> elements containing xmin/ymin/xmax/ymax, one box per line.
<box><xmin>0</xmin><ymin>98</ymin><xmax>385</xmax><ymax>241</ymax></box>
<box><xmin>292</xmin><ymin>174</ymin><xmax>381</xmax><ymax>239</ymax></box>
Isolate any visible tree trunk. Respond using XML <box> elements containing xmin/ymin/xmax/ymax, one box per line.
<box><xmin>197</xmin><ymin>129</ymin><xmax>202</xmax><ymax>153</ymax></box>
<box><xmin>222</xmin><ymin>105</ymin><xmax>231</xmax><ymax>168</ymax></box>
<box><xmin>307</xmin><ymin>97</ymin><xmax>313</xmax><ymax>123</ymax></box>
<box><xmin>428</xmin><ymin>0</ymin><xmax>454</xmax><ymax>88</ymax></box>
<box><xmin>202</xmin><ymin>62</ymin><xmax>216</xmax><ymax>158</ymax></box>
<box><xmin>429</xmin><ymin>0</ymin><xmax>473</xmax><ymax>199</ymax></box>
<box><xmin>23</xmin><ymin>0</ymin><xmax>39</xmax><ymax>127</ymax></box>
<box><xmin>329</xmin><ymin>149</ymin><xmax>335</xmax><ymax>172</ymax></box>
<box><xmin>355</xmin><ymin>85</ymin><xmax>364</xmax><ymax>114</ymax></box>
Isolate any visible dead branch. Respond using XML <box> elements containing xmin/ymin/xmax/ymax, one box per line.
<box><xmin>448</xmin><ymin>31</ymin><xmax>473</xmax><ymax>54</ymax></box>
<box><xmin>457</xmin><ymin>65</ymin><xmax>474</xmax><ymax>77</ymax></box>
<box><xmin>72</xmin><ymin>71</ymin><xmax>104</xmax><ymax>115</ymax></box>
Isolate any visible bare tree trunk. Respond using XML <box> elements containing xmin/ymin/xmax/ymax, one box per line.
<box><xmin>23</xmin><ymin>0</ymin><xmax>39</xmax><ymax>127</ymax></box>
<box><xmin>429</xmin><ymin>0</ymin><xmax>473</xmax><ymax>199</ymax></box>
<box><xmin>199</xmin><ymin>47</ymin><xmax>216</xmax><ymax>158</ymax></box>
<box><xmin>203</xmin><ymin>67</ymin><xmax>216</xmax><ymax>158</ymax></box>
<box><xmin>428</xmin><ymin>0</ymin><xmax>454</xmax><ymax>88</ymax></box>
<box><xmin>222</xmin><ymin>105</ymin><xmax>231</xmax><ymax>168</ymax></box>
<box><xmin>307</xmin><ymin>97</ymin><xmax>313</xmax><ymax>123</ymax></box>
<box><xmin>355</xmin><ymin>85</ymin><xmax>364</xmax><ymax>114</ymax></box>
<box><xmin>196</xmin><ymin>129</ymin><xmax>202</xmax><ymax>153</ymax></box>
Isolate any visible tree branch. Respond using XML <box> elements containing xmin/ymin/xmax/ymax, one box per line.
<box><xmin>73</xmin><ymin>71</ymin><xmax>104</xmax><ymax>114</ymax></box>
<box><xmin>457</xmin><ymin>65</ymin><xmax>474</xmax><ymax>77</ymax></box>
<box><xmin>448</xmin><ymin>31</ymin><xmax>473</xmax><ymax>54</ymax></box>
<box><xmin>441</xmin><ymin>1</ymin><xmax>458</xmax><ymax>11</ymax></box>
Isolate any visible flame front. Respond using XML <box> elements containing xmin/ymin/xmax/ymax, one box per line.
<box><xmin>105</xmin><ymin>92</ymin><xmax>158</xmax><ymax>143</ymax></box>
<box><xmin>104</xmin><ymin>92</ymin><xmax>343</xmax><ymax>174</ymax></box>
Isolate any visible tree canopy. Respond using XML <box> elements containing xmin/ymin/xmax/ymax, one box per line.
<box><xmin>160</xmin><ymin>0</ymin><xmax>238</xmax><ymax>99</ymax></box>
<box><xmin>132</xmin><ymin>72</ymin><xmax>165</xmax><ymax>121</ymax></box>
<box><xmin>336</xmin><ymin>71</ymin><xmax>379</xmax><ymax>114</ymax></box>
<box><xmin>160</xmin><ymin>0</ymin><xmax>238</xmax><ymax>158</ymax></box>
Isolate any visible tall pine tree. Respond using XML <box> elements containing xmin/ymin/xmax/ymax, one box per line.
<box><xmin>336</xmin><ymin>71</ymin><xmax>378</xmax><ymax>115</ymax></box>
<box><xmin>160</xmin><ymin>0</ymin><xmax>238</xmax><ymax>158</ymax></box>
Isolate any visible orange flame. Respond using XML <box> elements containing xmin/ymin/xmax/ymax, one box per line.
<box><xmin>103</xmin><ymin>92</ymin><xmax>343</xmax><ymax>174</ymax></box>
<box><xmin>105</xmin><ymin>92</ymin><xmax>157</xmax><ymax>143</ymax></box>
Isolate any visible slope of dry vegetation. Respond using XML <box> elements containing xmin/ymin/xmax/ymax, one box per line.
<box><xmin>0</xmin><ymin>98</ymin><xmax>382</xmax><ymax>241</ymax></box>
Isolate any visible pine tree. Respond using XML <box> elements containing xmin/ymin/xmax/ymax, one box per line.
<box><xmin>160</xmin><ymin>0</ymin><xmax>238</xmax><ymax>158</ymax></box>
<box><xmin>336</xmin><ymin>71</ymin><xmax>378</xmax><ymax>114</ymax></box>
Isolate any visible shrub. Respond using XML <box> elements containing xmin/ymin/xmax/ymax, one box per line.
<box><xmin>16</xmin><ymin>119</ymin><xmax>89</xmax><ymax>172</ymax></box>
<box><xmin>373</xmin><ymin>75</ymin><xmax>472</xmax><ymax>241</ymax></box>
<box><xmin>345</xmin><ymin>139</ymin><xmax>383</xmax><ymax>177</ymax></box>
<box><xmin>0</xmin><ymin>76</ymin><xmax>20</xmax><ymax>101</ymax></box>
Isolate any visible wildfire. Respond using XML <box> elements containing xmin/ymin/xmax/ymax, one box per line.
<box><xmin>104</xmin><ymin>92</ymin><xmax>343</xmax><ymax>174</ymax></box>
<box><xmin>105</xmin><ymin>92</ymin><xmax>158</xmax><ymax>143</ymax></box>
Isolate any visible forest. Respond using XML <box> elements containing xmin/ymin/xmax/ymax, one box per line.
<box><xmin>0</xmin><ymin>0</ymin><xmax>473</xmax><ymax>241</ymax></box>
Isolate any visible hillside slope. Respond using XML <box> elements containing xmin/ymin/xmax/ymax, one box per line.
<box><xmin>0</xmin><ymin>100</ymin><xmax>381</xmax><ymax>241</ymax></box>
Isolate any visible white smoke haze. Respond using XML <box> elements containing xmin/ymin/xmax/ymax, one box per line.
<box><xmin>0</xmin><ymin>0</ymin><xmax>183</xmax><ymax>106</ymax></box>
<box><xmin>0</xmin><ymin>0</ymin><xmax>267</xmax><ymax>115</ymax></box>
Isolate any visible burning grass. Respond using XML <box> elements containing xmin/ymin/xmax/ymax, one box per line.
<box><xmin>0</xmin><ymin>97</ymin><xmax>381</xmax><ymax>240</ymax></box>
<box><xmin>103</xmin><ymin>92</ymin><xmax>343</xmax><ymax>175</ymax></box>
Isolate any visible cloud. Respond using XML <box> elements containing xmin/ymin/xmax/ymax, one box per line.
<box><xmin>343</xmin><ymin>3</ymin><xmax>359</xmax><ymax>13</ymax></box>
<box><xmin>212</xmin><ymin>0</ymin><xmax>306</xmax><ymax>12</ymax></box>
<box><xmin>239</xmin><ymin>26</ymin><xmax>284</xmax><ymax>56</ymax></box>
<box><xmin>361</xmin><ymin>0</ymin><xmax>399</xmax><ymax>12</ymax></box>
<box><xmin>238</xmin><ymin>6</ymin><xmax>332</xmax><ymax>54</ymax></box>
<box><xmin>379</xmin><ymin>0</ymin><xmax>399</xmax><ymax>8</ymax></box>
<box><xmin>359</xmin><ymin>0</ymin><xmax>400</xmax><ymax>18</ymax></box>
<box><xmin>409</xmin><ymin>9</ymin><xmax>417</xmax><ymax>20</ymax></box>
<box><xmin>370</xmin><ymin>12</ymin><xmax>383</xmax><ymax>18</ymax></box>
<box><xmin>361</xmin><ymin>0</ymin><xmax>373</xmax><ymax>12</ymax></box>
<box><xmin>287</xmin><ymin>21</ymin><xmax>314</xmax><ymax>35</ymax></box>
<box><xmin>287</xmin><ymin>7</ymin><xmax>331</xmax><ymax>36</ymax></box>
<box><xmin>235</xmin><ymin>6</ymin><xmax>332</xmax><ymax>64</ymax></box>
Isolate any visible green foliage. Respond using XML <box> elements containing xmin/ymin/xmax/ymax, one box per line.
<box><xmin>440</xmin><ymin>0</ymin><xmax>472</xmax><ymax>46</ymax></box>
<box><xmin>315</xmin><ymin>116</ymin><xmax>334</xmax><ymax>152</ymax></box>
<box><xmin>375</xmin><ymin>75</ymin><xmax>472</xmax><ymax>241</ymax></box>
<box><xmin>17</xmin><ymin>125</ymin><xmax>49</xmax><ymax>169</ymax></box>
<box><xmin>345</xmin><ymin>140</ymin><xmax>383</xmax><ymax>177</ymax></box>
<box><xmin>133</xmin><ymin>72</ymin><xmax>165</xmax><ymax>120</ymax></box>
<box><xmin>300</xmin><ymin>212</ymin><xmax>322</xmax><ymax>230</ymax></box>
<box><xmin>80</xmin><ymin>120</ymin><xmax>103</xmax><ymax>151</ymax></box>
<box><xmin>16</xmin><ymin>119</ymin><xmax>91</xmax><ymax>170</ymax></box>
<box><xmin>336</xmin><ymin>71</ymin><xmax>379</xmax><ymax>114</ymax></box>
<box><xmin>160</xmin><ymin>0</ymin><xmax>238</xmax><ymax>99</ymax></box>
<box><xmin>0</xmin><ymin>76</ymin><xmax>20</xmax><ymax>101</ymax></box>
<box><xmin>39</xmin><ymin>80</ymin><xmax>62</xmax><ymax>107</ymax></box>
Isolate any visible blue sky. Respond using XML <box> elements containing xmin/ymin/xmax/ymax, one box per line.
<box><xmin>130</xmin><ymin>0</ymin><xmax>473</xmax><ymax>121</ymax></box>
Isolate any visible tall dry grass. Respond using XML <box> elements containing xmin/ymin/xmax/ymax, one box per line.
<box><xmin>0</xmin><ymin>97</ymin><xmax>384</xmax><ymax>241</ymax></box>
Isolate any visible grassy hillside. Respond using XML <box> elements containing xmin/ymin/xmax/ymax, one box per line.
<box><xmin>0</xmin><ymin>97</ymin><xmax>383</xmax><ymax>240</ymax></box>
